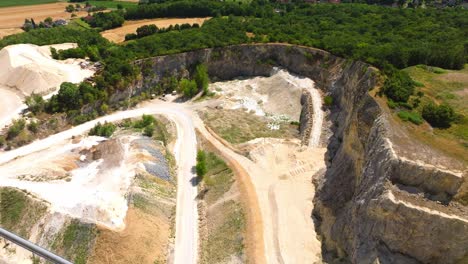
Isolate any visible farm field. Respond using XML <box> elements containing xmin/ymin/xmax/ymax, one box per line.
<box><xmin>0</xmin><ymin>3</ymin><xmax>87</xmax><ymax>39</ymax></box>
<box><xmin>101</xmin><ymin>17</ymin><xmax>211</xmax><ymax>43</ymax></box>
<box><xmin>0</xmin><ymin>0</ymin><xmax>59</xmax><ymax>8</ymax></box>
<box><xmin>0</xmin><ymin>3</ymin><xmax>87</xmax><ymax>29</ymax></box>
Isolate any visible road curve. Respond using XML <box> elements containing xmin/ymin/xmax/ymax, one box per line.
<box><xmin>0</xmin><ymin>101</ymin><xmax>199</xmax><ymax>264</ymax></box>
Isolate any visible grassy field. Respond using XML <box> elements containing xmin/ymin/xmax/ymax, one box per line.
<box><xmin>402</xmin><ymin>64</ymin><xmax>468</xmax><ymax>163</ymax></box>
<box><xmin>0</xmin><ymin>0</ymin><xmax>59</xmax><ymax>8</ymax></box>
<box><xmin>198</xmin><ymin>150</ymin><xmax>245</xmax><ymax>264</ymax></box>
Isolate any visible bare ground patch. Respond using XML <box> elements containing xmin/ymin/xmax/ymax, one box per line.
<box><xmin>89</xmin><ymin>207</ymin><xmax>170</xmax><ymax>264</ymax></box>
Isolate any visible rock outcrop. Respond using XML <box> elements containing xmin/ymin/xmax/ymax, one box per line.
<box><xmin>128</xmin><ymin>44</ymin><xmax>467</xmax><ymax>264</ymax></box>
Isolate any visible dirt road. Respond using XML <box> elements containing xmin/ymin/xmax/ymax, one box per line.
<box><xmin>101</xmin><ymin>18</ymin><xmax>210</xmax><ymax>43</ymax></box>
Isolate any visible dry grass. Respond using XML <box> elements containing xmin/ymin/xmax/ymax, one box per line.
<box><xmin>89</xmin><ymin>207</ymin><xmax>170</xmax><ymax>264</ymax></box>
<box><xmin>200</xmin><ymin>109</ymin><xmax>299</xmax><ymax>145</ymax></box>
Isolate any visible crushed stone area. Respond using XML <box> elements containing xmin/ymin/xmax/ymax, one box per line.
<box><xmin>0</xmin><ymin>134</ymin><xmax>171</xmax><ymax>231</ymax></box>
<box><xmin>210</xmin><ymin>68</ymin><xmax>317</xmax><ymax>126</ymax></box>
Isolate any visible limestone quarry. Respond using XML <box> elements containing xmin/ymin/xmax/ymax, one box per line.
<box><xmin>0</xmin><ymin>43</ymin><xmax>466</xmax><ymax>264</ymax></box>
<box><xmin>0</xmin><ymin>43</ymin><xmax>94</xmax><ymax>128</ymax></box>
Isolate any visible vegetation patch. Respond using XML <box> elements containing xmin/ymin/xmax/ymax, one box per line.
<box><xmin>51</xmin><ymin>220</ymin><xmax>97</xmax><ymax>264</ymax></box>
<box><xmin>198</xmin><ymin>150</ymin><xmax>235</xmax><ymax>205</ymax></box>
<box><xmin>397</xmin><ymin>111</ymin><xmax>423</xmax><ymax>125</ymax></box>
<box><xmin>0</xmin><ymin>187</ymin><xmax>48</xmax><ymax>238</ymax></box>
<box><xmin>402</xmin><ymin>64</ymin><xmax>468</xmax><ymax>163</ymax></box>
<box><xmin>201</xmin><ymin>201</ymin><xmax>245</xmax><ymax>264</ymax></box>
<box><xmin>201</xmin><ymin>109</ymin><xmax>298</xmax><ymax>144</ymax></box>
<box><xmin>89</xmin><ymin>121</ymin><xmax>116</xmax><ymax>137</ymax></box>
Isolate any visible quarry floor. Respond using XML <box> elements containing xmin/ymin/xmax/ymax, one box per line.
<box><xmin>0</xmin><ymin>43</ymin><xmax>327</xmax><ymax>263</ymax></box>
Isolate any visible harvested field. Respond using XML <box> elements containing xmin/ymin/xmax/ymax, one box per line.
<box><xmin>0</xmin><ymin>3</ymin><xmax>88</xmax><ymax>35</ymax></box>
<box><xmin>0</xmin><ymin>28</ymin><xmax>23</xmax><ymax>39</ymax></box>
<box><xmin>0</xmin><ymin>0</ymin><xmax>59</xmax><ymax>8</ymax></box>
<box><xmin>101</xmin><ymin>17</ymin><xmax>210</xmax><ymax>43</ymax></box>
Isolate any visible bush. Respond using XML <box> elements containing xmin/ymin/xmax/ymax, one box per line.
<box><xmin>136</xmin><ymin>24</ymin><xmax>158</xmax><ymax>38</ymax></box>
<box><xmin>25</xmin><ymin>93</ymin><xmax>45</xmax><ymax>114</ymax></box>
<box><xmin>89</xmin><ymin>122</ymin><xmax>116</xmax><ymax>137</ymax></box>
<box><xmin>196</xmin><ymin>150</ymin><xmax>207</xmax><ymax>178</ymax></box>
<box><xmin>180</xmin><ymin>78</ymin><xmax>198</xmax><ymax>98</ymax></box>
<box><xmin>143</xmin><ymin>124</ymin><xmax>155</xmax><ymax>137</ymax></box>
<box><xmin>27</xmin><ymin>121</ymin><xmax>39</xmax><ymax>133</ymax></box>
<box><xmin>387</xmin><ymin>99</ymin><xmax>397</xmax><ymax>109</ymax></box>
<box><xmin>324</xmin><ymin>95</ymin><xmax>333</xmax><ymax>106</ymax></box>
<box><xmin>422</xmin><ymin>102</ymin><xmax>456</xmax><ymax>128</ymax></box>
<box><xmin>7</xmin><ymin>119</ymin><xmax>26</xmax><ymax>140</ymax></box>
<box><xmin>397</xmin><ymin>111</ymin><xmax>423</xmax><ymax>125</ymax></box>
<box><xmin>194</xmin><ymin>64</ymin><xmax>209</xmax><ymax>95</ymax></box>
<box><xmin>382</xmin><ymin>68</ymin><xmax>415</xmax><ymax>103</ymax></box>
<box><xmin>133</xmin><ymin>114</ymin><xmax>155</xmax><ymax>129</ymax></box>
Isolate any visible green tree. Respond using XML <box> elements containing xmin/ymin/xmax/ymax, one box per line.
<box><xmin>180</xmin><ymin>78</ymin><xmax>198</xmax><ymax>98</ymax></box>
<box><xmin>194</xmin><ymin>64</ymin><xmax>209</xmax><ymax>95</ymax></box>
<box><xmin>56</xmin><ymin>82</ymin><xmax>81</xmax><ymax>111</ymax></box>
<box><xmin>422</xmin><ymin>102</ymin><xmax>456</xmax><ymax>128</ymax></box>
<box><xmin>196</xmin><ymin>150</ymin><xmax>207</xmax><ymax>178</ymax></box>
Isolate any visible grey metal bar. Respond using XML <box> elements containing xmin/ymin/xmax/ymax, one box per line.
<box><xmin>0</xmin><ymin>227</ymin><xmax>73</xmax><ymax>264</ymax></box>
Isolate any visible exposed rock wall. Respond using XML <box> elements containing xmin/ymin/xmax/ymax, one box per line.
<box><xmin>299</xmin><ymin>90</ymin><xmax>314</xmax><ymax>145</ymax></box>
<box><xmin>129</xmin><ymin>44</ymin><xmax>467</xmax><ymax>264</ymax></box>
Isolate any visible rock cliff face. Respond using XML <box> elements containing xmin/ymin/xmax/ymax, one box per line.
<box><xmin>131</xmin><ymin>44</ymin><xmax>467</xmax><ymax>263</ymax></box>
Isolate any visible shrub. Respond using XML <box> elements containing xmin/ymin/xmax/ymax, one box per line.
<box><xmin>422</xmin><ymin>102</ymin><xmax>456</xmax><ymax>128</ymax></box>
<box><xmin>397</xmin><ymin>111</ymin><xmax>423</xmax><ymax>125</ymax></box>
<box><xmin>196</xmin><ymin>150</ymin><xmax>207</xmax><ymax>178</ymax></box>
<box><xmin>194</xmin><ymin>64</ymin><xmax>209</xmax><ymax>95</ymax></box>
<box><xmin>89</xmin><ymin>122</ymin><xmax>116</xmax><ymax>137</ymax></box>
<box><xmin>382</xmin><ymin>69</ymin><xmax>415</xmax><ymax>103</ymax></box>
<box><xmin>27</xmin><ymin>121</ymin><xmax>39</xmax><ymax>133</ymax></box>
<box><xmin>143</xmin><ymin>124</ymin><xmax>154</xmax><ymax>137</ymax></box>
<box><xmin>133</xmin><ymin>114</ymin><xmax>155</xmax><ymax>129</ymax></box>
<box><xmin>7</xmin><ymin>119</ymin><xmax>26</xmax><ymax>140</ymax></box>
<box><xmin>324</xmin><ymin>95</ymin><xmax>333</xmax><ymax>106</ymax></box>
<box><xmin>387</xmin><ymin>99</ymin><xmax>397</xmax><ymax>109</ymax></box>
<box><xmin>180</xmin><ymin>78</ymin><xmax>198</xmax><ymax>98</ymax></box>
<box><xmin>25</xmin><ymin>93</ymin><xmax>45</xmax><ymax>114</ymax></box>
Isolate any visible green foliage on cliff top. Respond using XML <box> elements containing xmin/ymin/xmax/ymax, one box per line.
<box><xmin>402</xmin><ymin>64</ymin><xmax>468</xmax><ymax>163</ymax></box>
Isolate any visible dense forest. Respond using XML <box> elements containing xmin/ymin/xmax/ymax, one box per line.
<box><xmin>0</xmin><ymin>1</ymin><xmax>466</xmax><ymax>126</ymax></box>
